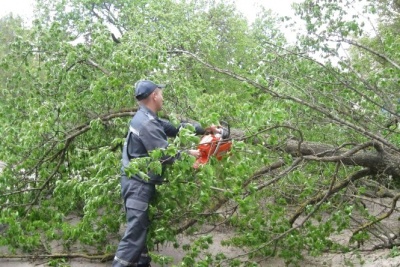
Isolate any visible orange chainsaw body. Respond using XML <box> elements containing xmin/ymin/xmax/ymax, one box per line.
<box><xmin>193</xmin><ymin>129</ymin><xmax>232</xmax><ymax>168</ymax></box>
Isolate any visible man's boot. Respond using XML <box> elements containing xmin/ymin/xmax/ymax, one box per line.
<box><xmin>137</xmin><ymin>253</ymin><xmax>151</xmax><ymax>267</ymax></box>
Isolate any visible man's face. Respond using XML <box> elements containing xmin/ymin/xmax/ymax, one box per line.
<box><xmin>153</xmin><ymin>88</ymin><xmax>163</xmax><ymax>111</ymax></box>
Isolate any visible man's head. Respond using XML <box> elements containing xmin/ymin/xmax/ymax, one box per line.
<box><xmin>134</xmin><ymin>80</ymin><xmax>165</xmax><ymax>112</ymax></box>
<box><xmin>135</xmin><ymin>80</ymin><xmax>165</xmax><ymax>100</ymax></box>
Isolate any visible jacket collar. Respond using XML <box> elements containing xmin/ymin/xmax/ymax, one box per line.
<box><xmin>139</xmin><ymin>104</ymin><xmax>158</xmax><ymax>119</ymax></box>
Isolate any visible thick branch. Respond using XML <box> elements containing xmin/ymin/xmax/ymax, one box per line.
<box><xmin>1</xmin><ymin>109</ymin><xmax>138</xmax><ymax>208</ymax></box>
<box><xmin>170</xmin><ymin>49</ymin><xmax>400</xmax><ymax>154</ymax></box>
<box><xmin>352</xmin><ymin>192</ymin><xmax>400</xmax><ymax>239</ymax></box>
<box><xmin>85</xmin><ymin>59</ymin><xmax>110</xmax><ymax>75</ymax></box>
<box><xmin>285</xmin><ymin>140</ymin><xmax>400</xmax><ymax>179</ymax></box>
<box><xmin>289</xmin><ymin>168</ymin><xmax>372</xmax><ymax>225</ymax></box>
<box><xmin>65</xmin><ymin>108</ymin><xmax>137</xmax><ymax>142</ymax></box>
<box><xmin>342</xmin><ymin>39</ymin><xmax>400</xmax><ymax>71</ymax></box>
<box><xmin>174</xmin><ymin>160</ymin><xmax>286</xmax><ymax>234</ymax></box>
<box><xmin>0</xmin><ymin>253</ymin><xmax>114</xmax><ymax>262</ymax></box>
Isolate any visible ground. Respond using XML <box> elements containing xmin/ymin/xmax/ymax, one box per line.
<box><xmin>1</xmin><ymin>197</ymin><xmax>400</xmax><ymax>266</ymax></box>
<box><xmin>1</xmin><ymin>231</ymin><xmax>400</xmax><ymax>266</ymax></box>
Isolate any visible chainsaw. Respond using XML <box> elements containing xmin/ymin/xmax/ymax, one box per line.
<box><xmin>193</xmin><ymin>121</ymin><xmax>232</xmax><ymax>168</ymax></box>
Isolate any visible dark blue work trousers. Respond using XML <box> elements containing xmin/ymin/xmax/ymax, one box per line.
<box><xmin>113</xmin><ymin>177</ymin><xmax>155</xmax><ymax>267</ymax></box>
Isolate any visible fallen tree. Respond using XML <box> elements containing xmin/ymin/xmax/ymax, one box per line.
<box><xmin>1</xmin><ymin>0</ymin><xmax>400</xmax><ymax>266</ymax></box>
<box><xmin>285</xmin><ymin>139</ymin><xmax>400</xmax><ymax>180</ymax></box>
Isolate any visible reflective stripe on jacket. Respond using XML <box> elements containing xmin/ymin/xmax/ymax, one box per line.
<box><xmin>121</xmin><ymin>105</ymin><xmax>180</xmax><ymax>184</ymax></box>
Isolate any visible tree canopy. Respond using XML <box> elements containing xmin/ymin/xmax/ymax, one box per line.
<box><xmin>0</xmin><ymin>0</ymin><xmax>399</xmax><ymax>266</ymax></box>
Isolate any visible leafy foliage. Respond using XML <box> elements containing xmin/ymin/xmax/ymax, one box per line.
<box><xmin>1</xmin><ymin>0</ymin><xmax>400</xmax><ymax>266</ymax></box>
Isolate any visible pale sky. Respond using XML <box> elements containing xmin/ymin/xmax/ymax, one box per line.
<box><xmin>236</xmin><ymin>0</ymin><xmax>298</xmax><ymax>19</ymax></box>
<box><xmin>1</xmin><ymin>0</ymin><xmax>35</xmax><ymax>19</ymax></box>
<box><xmin>0</xmin><ymin>0</ymin><xmax>300</xmax><ymax>42</ymax></box>
<box><xmin>0</xmin><ymin>0</ymin><xmax>298</xmax><ymax>22</ymax></box>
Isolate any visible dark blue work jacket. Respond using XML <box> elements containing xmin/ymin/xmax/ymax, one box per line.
<box><xmin>121</xmin><ymin>105</ymin><xmax>181</xmax><ymax>185</ymax></box>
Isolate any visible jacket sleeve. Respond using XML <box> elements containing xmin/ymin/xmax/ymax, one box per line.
<box><xmin>159</xmin><ymin>118</ymin><xmax>205</xmax><ymax>137</ymax></box>
<box><xmin>159</xmin><ymin>118</ymin><xmax>180</xmax><ymax>137</ymax></box>
<box><xmin>140</xmin><ymin>120</ymin><xmax>180</xmax><ymax>165</ymax></box>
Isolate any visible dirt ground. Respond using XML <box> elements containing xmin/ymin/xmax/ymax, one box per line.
<box><xmin>1</xmin><ymin>230</ymin><xmax>400</xmax><ymax>267</ymax></box>
<box><xmin>1</xmin><ymin>194</ymin><xmax>400</xmax><ymax>266</ymax></box>
<box><xmin>1</xmin><ymin>246</ymin><xmax>400</xmax><ymax>267</ymax></box>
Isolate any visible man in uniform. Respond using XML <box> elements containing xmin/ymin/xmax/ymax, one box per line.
<box><xmin>113</xmin><ymin>80</ymin><xmax>202</xmax><ymax>267</ymax></box>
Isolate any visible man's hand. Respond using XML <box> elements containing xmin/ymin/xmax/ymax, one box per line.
<box><xmin>205</xmin><ymin>124</ymin><xmax>221</xmax><ymax>135</ymax></box>
<box><xmin>188</xmin><ymin>149</ymin><xmax>200</xmax><ymax>158</ymax></box>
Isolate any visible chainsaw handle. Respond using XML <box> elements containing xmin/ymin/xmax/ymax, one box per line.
<box><xmin>187</xmin><ymin>149</ymin><xmax>201</xmax><ymax>158</ymax></box>
<box><xmin>219</xmin><ymin>120</ymin><xmax>230</xmax><ymax>139</ymax></box>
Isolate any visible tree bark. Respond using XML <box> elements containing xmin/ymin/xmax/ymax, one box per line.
<box><xmin>285</xmin><ymin>139</ymin><xmax>400</xmax><ymax>180</ymax></box>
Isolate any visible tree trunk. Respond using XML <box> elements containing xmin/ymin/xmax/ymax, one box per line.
<box><xmin>284</xmin><ymin>139</ymin><xmax>400</xmax><ymax>180</ymax></box>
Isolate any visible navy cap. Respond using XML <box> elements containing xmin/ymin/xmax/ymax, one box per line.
<box><xmin>134</xmin><ymin>80</ymin><xmax>165</xmax><ymax>100</ymax></box>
